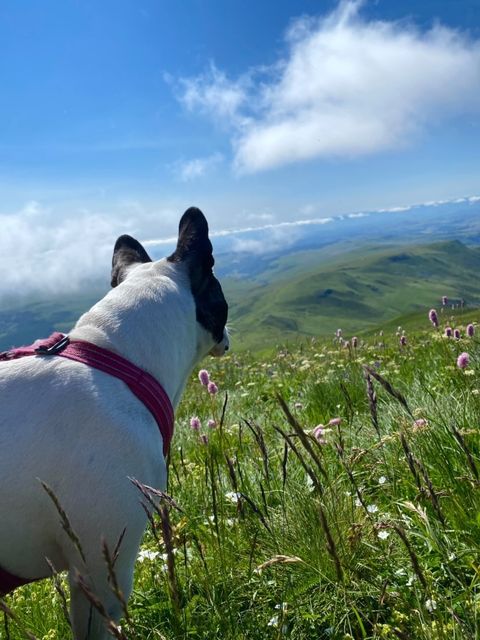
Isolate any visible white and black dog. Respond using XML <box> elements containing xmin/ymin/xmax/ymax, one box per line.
<box><xmin>0</xmin><ymin>207</ymin><xmax>228</xmax><ymax>639</ymax></box>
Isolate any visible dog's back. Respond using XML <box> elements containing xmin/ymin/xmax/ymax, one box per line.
<box><xmin>0</xmin><ymin>354</ymin><xmax>165</xmax><ymax>584</ymax></box>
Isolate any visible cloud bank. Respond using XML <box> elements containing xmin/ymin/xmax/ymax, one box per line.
<box><xmin>177</xmin><ymin>1</ymin><xmax>480</xmax><ymax>173</ymax></box>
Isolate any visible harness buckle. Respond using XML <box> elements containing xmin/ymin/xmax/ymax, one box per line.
<box><xmin>35</xmin><ymin>335</ymin><xmax>70</xmax><ymax>355</ymax></box>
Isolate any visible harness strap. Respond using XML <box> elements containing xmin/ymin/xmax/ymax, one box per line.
<box><xmin>0</xmin><ymin>333</ymin><xmax>174</xmax><ymax>455</ymax></box>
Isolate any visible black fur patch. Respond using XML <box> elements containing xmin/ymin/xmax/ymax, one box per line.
<box><xmin>168</xmin><ymin>207</ymin><xmax>228</xmax><ymax>343</ymax></box>
<box><xmin>111</xmin><ymin>235</ymin><xmax>152</xmax><ymax>288</ymax></box>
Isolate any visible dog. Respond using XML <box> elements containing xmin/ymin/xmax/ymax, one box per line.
<box><xmin>0</xmin><ymin>207</ymin><xmax>229</xmax><ymax>639</ymax></box>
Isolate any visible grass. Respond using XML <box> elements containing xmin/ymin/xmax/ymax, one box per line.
<box><xmin>225</xmin><ymin>240</ymin><xmax>480</xmax><ymax>350</ymax></box>
<box><xmin>2</xmin><ymin>308</ymin><xmax>480</xmax><ymax>639</ymax></box>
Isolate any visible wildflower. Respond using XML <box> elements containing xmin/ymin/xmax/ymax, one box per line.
<box><xmin>138</xmin><ymin>549</ymin><xmax>160</xmax><ymax>562</ymax></box>
<box><xmin>442</xmin><ymin>296</ymin><xmax>448</xmax><ymax>306</ymax></box>
<box><xmin>190</xmin><ymin>416</ymin><xmax>201</xmax><ymax>430</ymax></box>
<box><xmin>429</xmin><ymin>309</ymin><xmax>439</xmax><ymax>327</ymax></box>
<box><xmin>454</xmin><ymin>328</ymin><xmax>461</xmax><ymax>340</ymax></box>
<box><xmin>467</xmin><ymin>323</ymin><xmax>475</xmax><ymax>337</ymax></box>
<box><xmin>444</xmin><ymin>326</ymin><xmax>452</xmax><ymax>337</ymax></box>
<box><xmin>294</xmin><ymin>402</ymin><xmax>303</xmax><ymax>410</ymax></box>
<box><xmin>378</xmin><ymin>476</ymin><xmax>387</xmax><ymax>485</ymax></box>
<box><xmin>457</xmin><ymin>352</ymin><xmax>470</xmax><ymax>369</ymax></box>
<box><xmin>200</xmin><ymin>434</ymin><xmax>208</xmax><ymax>445</ymax></box>
<box><xmin>198</xmin><ymin>369</ymin><xmax>210</xmax><ymax>386</ymax></box>
<box><xmin>225</xmin><ymin>491</ymin><xmax>241</xmax><ymax>504</ymax></box>
<box><xmin>378</xmin><ymin>530</ymin><xmax>390</xmax><ymax>540</ymax></box>
<box><xmin>328</xmin><ymin>417</ymin><xmax>342</xmax><ymax>427</ymax></box>
<box><xmin>336</xmin><ymin>328</ymin><xmax>342</xmax><ymax>338</ymax></box>
<box><xmin>352</xmin><ymin>336</ymin><xmax>358</xmax><ymax>348</ymax></box>
<box><xmin>367</xmin><ymin>504</ymin><xmax>379</xmax><ymax>514</ymax></box>
<box><xmin>400</xmin><ymin>335</ymin><xmax>407</xmax><ymax>346</ymax></box>
<box><xmin>425</xmin><ymin>599</ymin><xmax>437</xmax><ymax>613</ymax></box>
<box><xmin>207</xmin><ymin>381</ymin><xmax>218</xmax><ymax>395</ymax></box>
<box><xmin>207</xmin><ymin>419</ymin><xmax>217</xmax><ymax>429</ymax></box>
<box><xmin>312</xmin><ymin>425</ymin><xmax>326</xmax><ymax>444</ymax></box>
<box><xmin>413</xmin><ymin>418</ymin><xmax>428</xmax><ymax>428</ymax></box>
<box><xmin>267</xmin><ymin>615</ymin><xmax>279</xmax><ymax>627</ymax></box>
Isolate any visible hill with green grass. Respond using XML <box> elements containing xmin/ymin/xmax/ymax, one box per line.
<box><xmin>225</xmin><ymin>240</ymin><xmax>480</xmax><ymax>350</ymax></box>
<box><xmin>1</xmin><ymin>239</ymin><xmax>479</xmax><ymax>353</ymax></box>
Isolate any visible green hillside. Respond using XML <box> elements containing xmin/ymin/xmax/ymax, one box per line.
<box><xmin>225</xmin><ymin>240</ymin><xmax>480</xmax><ymax>350</ymax></box>
<box><xmin>1</xmin><ymin>240</ymin><xmax>479</xmax><ymax>353</ymax></box>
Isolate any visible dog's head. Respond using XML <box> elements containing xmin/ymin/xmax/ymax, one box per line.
<box><xmin>110</xmin><ymin>207</ymin><xmax>229</xmax><ymax>358</ymax></box>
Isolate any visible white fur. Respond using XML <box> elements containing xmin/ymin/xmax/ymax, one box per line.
<box><xmin>0</xmin><ymin>257</ymin><xmax>228</xmax><ymax>639</ymax></box>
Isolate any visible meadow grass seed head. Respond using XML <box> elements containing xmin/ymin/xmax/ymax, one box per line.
<box><xmin>457</xmin><ymin>352</ymin><xmax>470</xmax><ymax>369</ymax></box>
<box><xmin>352</xmin><ymin>336</ymin><xmax>358</xmax><ymax>348</ymax></box>
<box><xmin>190</xmin><ymin>416</ymin><xmax>201</xmax><ymax>430</ymax></box>
<box><xmin>429</xmin><ymin>309</ymin><xmax>439</xmax><ymax>327</ymax></box>
<box><xmin>198</xmin><ymin>369</ymin><xmax>210</xmax><ymax>386</ymax></box>
<box><xmin>467</xmin><ymin>323</ymin><xmax>475</xmax><ymax>337</ymax></box>
<box><xmin>400</xmin><ymin>336</ymin><xmax>407</xmax><ymax>346</ymax></box>
<box><xmin>442</xmin><ymin>296</ymin><xmax>448</xmax><ymax>306</ymax></box>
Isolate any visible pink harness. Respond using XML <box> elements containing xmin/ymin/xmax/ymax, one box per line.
<box><xmin>0</xmin><ymin>332</ymin><xmax>174</xmax><ymax>455</ymax></box>
<box><xmin>0</xmin><ymin>332</ymin><xmax>174</xmax><ymax>596</ymax></box>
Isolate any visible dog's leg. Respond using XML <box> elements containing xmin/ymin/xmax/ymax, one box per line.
<box><xmin>68</xmin><ymin>551</ymin><xmax>136</xmax><ymax>640</ymax></box>
<box><xmin>67</xmin><ymin>518</ymin><xmax>145</xmax><ymax>640</ymax></box>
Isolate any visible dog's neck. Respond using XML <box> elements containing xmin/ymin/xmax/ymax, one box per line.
<box><xmin>69</xmin><ymin>261</ymin><xmax>203</xmax><ymax>408</ymax></box>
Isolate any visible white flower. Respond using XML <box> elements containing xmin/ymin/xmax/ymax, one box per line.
<box><xmin>225</xmin><ymin>491</ymin><xmax>241</xmax><ymax>504</ymax></box>
<box><xmin>425</xmin><ymin>599</ymin><xmax>437</xmax><ymax>613</ymax></box>
<box><xmin>367</xmin><ymin>504</ymin><xmax>379</xmax><ymax>514</ymax></box>
<box><xmin>267</xmin><ymin>615</ymin><xmax>279</xmax><ymax>627</ymax></box>
<box><xmin>377</xmin><ymin>530</ymin><xmax>390</xmax><ymax>540</ymax></box>
<box><xmin>137</xmin><ymin>549</ymin><xmax>160</xmax><ymax>562</ymax></box>
<box><xmin>354</xmin><ymin>497</ymin><xmax>362</xmax><ymax>507</ymax></box>
<box><xmin>378</xmin><ymin>476</ymin><xmax>387</xmax><ymax>485</ymax></box>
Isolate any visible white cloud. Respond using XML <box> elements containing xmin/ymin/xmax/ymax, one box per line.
<box><xmin>0</xmin><ymin>200</ymin><xmax>179</xmax><ymax>302</ymax></box>
<box><xmin>179</xmin><ymin>64</ymin><xmax>251</xmax><ymax>128</ymax></box>
<box><xmin>175</xmin><ymin>152</ymin><xmax>223</xmax><ymax>181</ymax></box>
<box><xmin>175</xmin><ymin>1</ymin><xmax>480</xmax><ymax>173</ymax></box>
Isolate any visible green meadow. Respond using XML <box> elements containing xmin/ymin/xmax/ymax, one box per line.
<box><xmin>2</xmin><ymin>306</ymin><xmax>480</xmax><ymax>639</ymax></box>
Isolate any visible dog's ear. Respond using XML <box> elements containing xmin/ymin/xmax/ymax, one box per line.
<box><xmin>111</xmin><ymin>235</ymin><xmax>152</xmax><ymax>287</ymax></box>
<box><xmin>168</xmin><ymin>207</ymin><xmax>214</xmax><ymax>292</ymax></box>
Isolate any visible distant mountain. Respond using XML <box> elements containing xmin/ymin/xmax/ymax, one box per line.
<box><xmin>210</xmin><ymin>196</ymin><xmax>480</xmax><ymax>280</ymax></box>
<box><xmin>224</xmin><ymin>240</ymin><xmax>480</xmax><ymax>350</ymax></box>
<box><xmin>1</xmin><ymin>197</ymin><xmax>479</xmax><ymax>351</ymax></box>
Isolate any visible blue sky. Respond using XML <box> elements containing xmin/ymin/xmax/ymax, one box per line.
<box><xmin>0</xmin><ymin>0</ymin><xmax>479</xmax><ymax>296</ymax></box>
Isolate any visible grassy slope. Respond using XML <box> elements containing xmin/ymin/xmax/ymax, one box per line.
<box><xmin>2</xmin><ymin>307</ymin><xmax>480</xmax><ymax>640</ymax></box>
<box><xmin>1</xmin><ymin>239</ymin><xmax>479</xmax><ymax>354</ymax></box>
<box><xmin>226</xmin><ymin>240</ymin><xmax>480</xmax><ymax>350</ymax></box>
